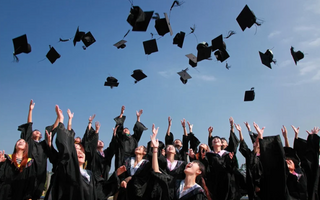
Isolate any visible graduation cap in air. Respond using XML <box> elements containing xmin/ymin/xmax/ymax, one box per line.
<box><xmin>186</xmin><ymin>54</ymin><xmax>197</xmax><ymax>67</ymax></box>
<box><xmin>12</xmin><ymin>34</ymin><xmax>32</xmax><ymax>61</ymax></box>
<box><xmin>46</xmin><ymin>46</ymin><xmax>60</xmax><ymax>64</ymax></box>
<box><xmin>154</xmin><ymin>13</ymin><xmax>173</xmax><ymax>36</ymax></box>
<box><xmin>114</xmin><ymin>40</ymin><xmax>127</xmax><ymax>49</ymax></box>
<box><xmin>284</xmin><ymin>147</ymin><xmax>301</xmax><ymax>168</ymax></box>
<box><xmin>82</xmin><ymin>32</ymin><xmax>96</xmax><ymax>48</ymax></box>
<box><xmin>173</xmin><ymin>31</ymin><xmax>185</xmax><ymax>48</ymax></box>
<box><xmin>259</xmin><ymin>49</ymin><xmax>276</xmax><ymax>69</ymax></box>
<box><xmin>127</xmin><ymin>6</ymin><xmax>154</xmax><ymax>32</ymax></box>
<box><xmin>197</xmin><ymin>42</ymin><xmax>211</xmax><ymax>62</ymax></box>
<box><xmin>131</xmin><ymin>69</ymin><xmax>147</xmax><ymax>83</ymax></box>
<box><xmin>178</xmin><ymin>68</ymin><xmax>191</xmax><ymax>84</ymax></box>
<box><xmin>143</xmin><ymin>39</ymin><xmax>158</xmax><ymax>55</ymax></box>
<box><xmin>290</xmin><ymin>46</ymin><xmax>304</xmax><ymax>65</ymax></box>
<box><xmin>244</xmin><ymin>87</ymin><xmax>255</xmax><ymax>101</ymax></box>
<box><xmin>236</xmin><ymin>5</ymin><xmax>261</xmax><ymax>31</ymax></box>
<box><xmin>104</xmin><ymin>77</ymin><xmax>119</xmax><ymax>88</ymax></box>
<box><xmin>211</xmin><ymin>35</ymin><xmax>230</xmax><ymax>62</ymax></box>
<box><xmin>73</xmin><ymin>27</ymin><xmax>85</xmax><ymax>46</ymax></box>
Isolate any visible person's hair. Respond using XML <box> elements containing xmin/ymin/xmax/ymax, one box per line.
<box><xmin>196</xmin><ymin>144</ymin><xmax>209</xmax><ymax>160</ymax></box>
<box><xmin>12</xmin><ymin>139</ymin><xmax>29</xmax><ymax>172</ymax></box>
<box><xmin>220</xmin><ymin>137</ymin><xmax>227</xmax><ymax>142</ymax></box>
<box><xmin>193</xmin><ymin>160</ymin><xmax>212</xmax><ymax>200</ymax></box>
<box><xmin>75</xmin><ymin>142</ymin><xmax>85</xmax><ymax>154</ymax></box>
<box><xmin>32</xmin><ymin>129</ymin><xmax>42</xmax><ymax>141</ymax></box>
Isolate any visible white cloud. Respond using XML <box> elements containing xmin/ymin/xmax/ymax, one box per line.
<box><xmin>194</xmin><ymin>74</ymin><xmax>216</xmax><ymax>81</ymax></box>
<box><xmin>304</xmin><ymin>2</ymin><xmax>320</xmax><ymax>14</ymax></box>
<box><xmin>268</xmin><ymin>31</ymin><xmax>281</xmax><ymax>39</ymax></box>
<box><xmin>278</xmin><ymin>60</ymin><xmax>292</xmax><ymax>68</ymax></box>
<box><xmin>293</xmin><ymin>26</ymin><xmax>320</xmax><ymax>33</ymax></box>
<box><xmin>300</xmin><ymin>37</ymin><xmax>320</xmax><ymax>49</ymax></box>
<box><xmin>158</xmin><ymin>70</ymin><xmax>175</xmax><ymax>78</ymax></box>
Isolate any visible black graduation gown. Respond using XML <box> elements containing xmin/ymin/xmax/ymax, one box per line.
<box><xmin>18</xmin><ymin>122</ymin><xmax>48</xmax><ymax>199</ymax></box>
<box><xmin>117</xmin><ymin>157</ymin><xmax>151</xmax><ymax>200</ymax></box>
<box><xmin>208</xmin><ymin>130</ymin><xmax>239</xmax><ymax>153</ymax></box>
<box><xmin>205</xmin><ymin>150</ymin><xmax>237</xmax><ymax>200</ymax></box>
<box><xmin>0</xmin><ymin>155</ymin><xmax>36</xmax><ymax>200</ymax></box>
<box><xmin>165</xmin><ymin>132</ymin><xmax>189</xmax><ymax>162</ymax></box>
<box><xmin>259</xmin><ymin>135</ymin><xmax>290</xmax><ymax>200</ymax></box>
<box><xmin>239</xmin><ymin>139</ymin><xmax>263</xmax><ymax>200</ymax></box>
<box><xmin>286</xmin><ymin>167</ymin><xmax>308</xmax><ymax>200</ymax></box>
<box><xmin>294</xmin><ymin>135</ymin><xmax>320</xmax><ymax>200</ymax></box>
<box><xmin>150</xmin><ymin>172</ymin><xmax>208</xmax><ymax>200</ymax></box>
<box><xmin>113</xmin><ymin>115</ymin><xmax>148</xmax><ymax>169</ymax></box>
<box><xmin>165</xmin><ymin>160</ymin><xmax>187</xmax><ymax>199</ymax></box>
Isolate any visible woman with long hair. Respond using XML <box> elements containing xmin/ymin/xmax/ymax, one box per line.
<box><xmin>151</xmin><ymin>124</ymin><xmax>211</xmax><ymax>200</ymax></box>
<box><xmin>0</xmin><ymin>139</ymin><xmax>35</xmax><ymax>200</ymax></box>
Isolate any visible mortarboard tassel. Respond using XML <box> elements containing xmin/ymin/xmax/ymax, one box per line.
<box><xmin>170</xmin><ymin>0</ymin><xmax>185</xmax><ymax>10</ymax></box>
<box><xmin>152</xmin><ymin>13</ymin><xmax>160</xmax><ymax>20</ymax></box>
<box><xmin>226</xmin><ymin>62</ymin><xmax>231</xmax><ymax>70</ymax></box>
<box><xmin>13</xmin><ymin>54</ymin><xmax>19</xmax><ymax>62</ymax></box>
<box><xmin>59</xmin><ymin>38</ymin><xmax>72</xmax><ymax>42</ymax></box>
<box><xmin>123</xmin><ymin>30</ymin><xmax>130</xmax><ymax>38</ymax></box>
<box><xmin>225</xmin><ymin>31</ymin><xmax>236</xmax><ymax>39</ymax></box>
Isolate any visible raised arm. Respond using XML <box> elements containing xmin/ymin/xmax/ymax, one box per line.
<box><xmin>67</xmin><ymin>109</ymin><xmax>74</xmax><ymax>131</ymax></box>
<box><xmin>291</xmin><ymin>125</ymin><xmax>299</xmax><ymax>139</ymax></box>
<box><xmin>27</xmin><ymin>99</ymin><xmax>35</xmax><ymax>123</ymax></box>
<box><xmin>253</xmin><ymin>122</ymin><xmax>264</xmax><ymax>139</ymax></box>
<box><xmin>187</xmin><ymin>121</ymin><xmax>193</xmax><ymax>134</ymax></box>
<box><xmin>119</xmin><ymin>105</ymin><xmax>125</xmax><ymax>119</ymax></box>
<box><xmin>151</xmin><ymin>124</ymin><xmax>160</xmax><ymax>173</ymax></box>
<box><xmin>88</xmin><ymin>114</ymin><xmax>96</xmax><ymax>131</ymax></box>
<box><xmin>281</xmin><ymin>125</ymin><xmax>290</xmax><ymax>147</ymax></box>
<box><xmin>208</xmin><ymin>126</ymin><xmax>213</xmax><ymax>150</ymax></box>
<box><xmin>181</xmin><ymin>119</ymin><xmax>187</xmax><ymax>136</ymax></box>
<box><xmin>229</xmin><ymin>117</ymin><xmax>234</xmax><ymax>133</ymax></box>
<box><xmin>235</xmin><ymin>123</ymin><xmax>243</xmax><ymax>141</ymax></box>
<box><xmin>244</xmin><ymin>121</ymin><xmax>251</xmax><ymax>132</ymax></box>
<box><xmin>167</xmin><ymin>116</ymin><xmax>172</xmax><ymax>136</ymax></box>
<box><xmin>136</xmin><ymin>109</ymin><xmax>143</xmax><ymax>122</ymax></box>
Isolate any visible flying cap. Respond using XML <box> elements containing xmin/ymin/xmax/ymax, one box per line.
<box><xmin>214</xmin><ymin>48</ymin><xmax>230</xmax><ymax>62</ymax></box>
<box><xmin>290</xmin><ymin>46</ymin><xmax>304</xmax><ymax>65</ymax></box>
<box><xmin>154</xmin><ymin>13</ymin><xmax>173</xmax><ymax>36</ymax></box>
<box><xmin>259</xmin><ymin>49</ymin><xmax>275</xmax><ymax>69</ymax></box>
<box><xmin>73</xmin><ymin>27</ymin><xmax>85</xmax><ymax>46</ymax></box>
<box><xmin>114</xmin><ymin>40</ymin><xmax>127</xmax><ymax>49</ymax></box>
<box><xmin>12</xmin><ymin>34</ymin><xmax>32</xmax><ymax>58</ymax></box>
<box><xmin>236</xmin><ymin>5</ymin><xmax>259</xmax><ymax>31</ymax></box>
<box><xmin>173</xmin><ymin>31</ymin><xmax>185</xmax><ymax>48</ymax></box>
<box><xmin>46</xmin><ymin>46</ymin><xmax>60</xmax><ymax>64</ymax></box>
<box><xmin>186</xmin><ymin>53</ymin><xmax>197</xmax><ymax>67</ymax></box>
<box><xmin>197</xmin><ymin>42</ymin><xmax>211</xmax><ymax>62</ymax></box>
<box><xmin>127</xmin><ymin>6</ymin><xmax>154</xmax><ymax>32</ymax></box>
<box><xmin>104</xmin><ymin>77</ymin><xmax>119</xmax><ymax>88</ymax></box>
<box><xmin>82</xmin><ymin>32</ymin><xmax>96</xmax><ymax>47</ymax></box>
<box><xmin>143</xmin><ymin>39</ymin><xmax>158</xmax><ymax>55</ymax></box>
<box><xmin>244</xmin><ymin>87</ymin><xmax>255</xmax><ymax>101</ymax></box>
<box><xmin>211</xmin><ymin>34</ymin><xmax>229</xmax><ymax>62</ymax></box>
<box><xmin>177</xmin><ymin>68</ymin><xmax>191</xmax><ymax>84</ymax></box>
<box><xmin>131</xmin><ymin>69</ymin><xmax>147</xmax><ymax>83</ymax></box>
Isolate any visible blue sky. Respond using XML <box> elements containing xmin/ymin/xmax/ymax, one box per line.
<box><xmin>1</xmin><ymin>0</ymin><xmax>320</xmax><ymax>170</ymax></box>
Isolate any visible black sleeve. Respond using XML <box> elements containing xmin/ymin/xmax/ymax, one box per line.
<box><xmin>165</xmin><ymin>132</ymin><xmax>174</xmax><ymax>146</ymax></box>
<box><xmin>239</xmin><ymin>140</ymin><xmax>251</xmax><ymax>159</ymax></box>
<box><xmin>225</xmin><ymin>130</ymin><xmax>240</xmax><ymax>153</ymax></box>
<box><xmin>82</xmin><ymin>126</ymin><xmax>98</xmax><ymax>170</ymax></box>
<box><xmin>18</xmin><ymin>122</ymin><xmax>33</xmax><ymax>142</ymax></box>
<box><xmin>114</xmin><ymin>115</ymin><xmax>126</xmax><ymax>136</ymax></box>
<box><xmin>132</xmin><ymin>121</ymin><xmax>148</xmax><ymax>142</ymax></box>
<box><xmin>188</xmin><ymin>132</ymin><xmax>200</xmax><ymax>153</ymax></box>
<box><xmin>208</xmin><ymin>136</ymin><xmax>213</xmax><ymax>151</ymax></box>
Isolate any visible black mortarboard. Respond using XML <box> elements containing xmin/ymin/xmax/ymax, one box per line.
<box><xmin>236</xmin><ymin>5</ymin><xmax>258</xmax><ymax>31</ymax></box>
<box><xmin>114</xmin><ymin>40</ymin><xmax>127</xmax><ymax>49</ymax></box>
<box><xmin>244</xmin><ymin>87</ymin><xmax>255</xmax><ymax>101</ymax></box>
<box><xmin>177</xmin><ymin>68</ymin><xmax>191</xmax><ymax>84</ymax></box>
<box><xmin>46</xmin><ymin>46</ymin><xmax>60</xmax><ymax>64</ymax></box>
<box><xmin>173</xmin><ymin>31</ymin><xmax>185</xmax><ymax>48</ymax></box>
<box><xmin>290</xmin><ymin>46</ymin><xmax>304</xmax><ymax>65</ymax></box>
<box><xmin>73</xmin><ymin>27</ymin><xmax>85</xmax><ymax>46</ymax></box>
<box><xmin>82</xmin><ymin>32</ymin><xmax>96</xmax><ymax>47</ymax></box>
<box><xmin>186</xmin><ymin>54</ymin><xmax>197</xmax><ymax>67</ymax></box>
<box><xmin>211</xmin><ymin>35</ymin><xmax>225</xmax><ymax>52</ymax></box>
<box><xmin>104</xmin><ymin>76</ymin><xmax>119</xmax><ymax>88</ymax></box>
<box><xmin>197</xmin><ymin>42</ymin><xmax>211</xmax><ymax>62</ymax></box>
<box><xmin>127</xmin><ymin>6</ymin><xmax>154</xmax><ymax>32</ymax></box>
<box><xmin>259</xmin><ymin>49</ymin><xmax>275</xmax><ymax>69</ymax></box>
<box><xmin>155</xmin><ymin>13</ymin><xmax>173</xmax><ymax>36</ymax></box>
<box><xmin>284</xmin><ymin>147</ymin><xmax>300</xmax><ymax>168</ymax></box>
<box><xmin>12</xmin><ymin>34</ymin><xmax>32</xmax><ymax>58</ymax></box>
<box><xmin>214</xmin><ymin>48</ymin><xmax>230</xmax><ymax>62</ymax></box>
<box><xmin>143</xmin><ymin>39</ymin><xmax>158</xmax><ymax>55</ymax></box>
<box><xmin>131</xmin><ymin>69</ymin><xmax>147</xmax><ymax>83</ymax></box>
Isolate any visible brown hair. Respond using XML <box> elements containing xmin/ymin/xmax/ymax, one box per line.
<box><xmin>193</xmin><ymin>160</ymin><xmax>212</xmax><ymax>200</ymax></box>
<box><xmin>12</xmin><ymin>139</ymin><xmax>29</xmax><ymax>172</ymax></box>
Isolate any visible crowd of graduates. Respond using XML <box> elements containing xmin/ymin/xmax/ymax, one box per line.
<box><xmin>0</xmin><ymin>100</ymin><xmax>319</xmax><ymax>200</ymax></box>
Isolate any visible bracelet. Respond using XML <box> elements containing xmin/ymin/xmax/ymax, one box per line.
<box><xmin>153</xmin><ymin>149</ymin><xmax>158</xmax><ymax>153</ymax></box>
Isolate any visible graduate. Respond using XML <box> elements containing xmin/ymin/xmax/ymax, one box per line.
<box><xmin>235</xmin><ymin>122</ymin><xmax>263</xmax><ymax>200</ymax></box>
<box><xmin>0</xmin><ymin>139</ymin><xmax>36</xmax><ymax>200</ymax></box>
<box><xmin>18</xmin><ymin>100</ymin><xmax>49</xmax><ymax>200</ymax></box>
<box><xmin>113</xmin><ymin>106</ymin><xmax>148</xmax><ymax>169</ymax></box>
<box><xmin>165</xmin><ymin>117</ymin><xmax>190</xmax><ymax>162</ymax></box>
<box><xmin>117</xmin><ymin>144</ymin><xmax>151</xmax><ymax>200</ymax></box>
<box><xmin>151</xmin><ymin>124</ymin><xmax>211</xmax><ymax>200</ymax></box>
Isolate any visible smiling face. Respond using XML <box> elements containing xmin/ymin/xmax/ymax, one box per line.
<box><xmin>174</xmin><ymin>139</ymin><xmax>182</xmax><ymax>149</ymax></box>
<box><xmin>166</xmin><ymin>144</ymin><xmax>176</xmax><ymax>155</ymax></box>
<box><xmin>221</xmin><ymin>138</ymin><xmax>228</xmax><ymax>149</ymax></box>
<box><xmin>212</xmin><ymin>137</ymin><xmax>222</xmax><ymax>148</ymax></box>
<box><xmin>15</xmin><ymin>139</ymin><xmax>27</xmax><ymax>151</ymax></box>
<box><xmin>123</xmin><ymin>128</ymin><xmax>130</xmax><ymax>135</ymax></box>
<box><xmin>135</xmin><ymin>145</ymin><xmax>146</xmax><ymax>155</ymax></box>
<box><xmin>32</xmin><ymin>130</ymin><xmax>42</xmax><ymax>141</ymax></box>
<box><xmin>75</xmin><ymin>143</ymin><xmax>86</xmax><ymax>166</ymax></box>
